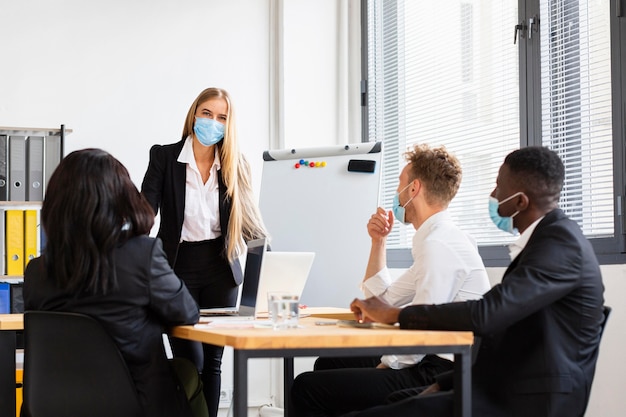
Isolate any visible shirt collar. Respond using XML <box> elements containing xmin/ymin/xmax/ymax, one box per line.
<box><xmin>414</xmin><ymin>210</ymin><xmax>451</xmax><ymax>240</ymax></box>
<box><xmin>177</xmin><ymin>136</ymin><xmax>221</xmax><ymax>170</ymax></box>
<box><xmin>177</xmin><ymin>136</ymin><xmax>195</xmax><ymax>164</ymax></box>
<box><xmin>508</xmin><ymin>215</ymin><xmax>544</xmax><ymax>261</ymax></box>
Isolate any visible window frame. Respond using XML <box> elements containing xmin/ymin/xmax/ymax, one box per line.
<box><xmin>361</xmin><ymin>0</ymin><xmax>626</xmax><ymax>266</ymax></box>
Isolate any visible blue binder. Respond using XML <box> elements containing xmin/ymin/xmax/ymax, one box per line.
<box><xmin>0</xmin><ymin>282</ymin><xmax>10</xmax><ymax>313</ymax></box>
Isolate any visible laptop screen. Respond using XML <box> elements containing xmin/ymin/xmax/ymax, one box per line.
<box><xmin>255</xmin><ymin>251</ymin><xmax>315</xmax><ymax>312</ymax></box>
<box><xmin>239</xmin><ymin>238</ymin><xmax>266</xmax><ymax>309</ymax></box>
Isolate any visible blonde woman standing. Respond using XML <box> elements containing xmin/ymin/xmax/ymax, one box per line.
<box><xmin>141</xmin><ymin>87</ymin><xmax>267</xmax><ymax>417</ymax></box>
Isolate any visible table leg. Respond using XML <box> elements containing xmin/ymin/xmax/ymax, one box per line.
<box><xmin>453</xmin><ymin>349</ymin><xmax>472</xmax><ymax>417</ymax></box>
<box><xmin>233</xmin><ymin>351</ymin><xmax>248</xmax><ymax>417</ymax></box>
<box><xmin>0</xmin><ymin>330</ymin><xmax>17</xmax><ymax>417</ymax></box>
<box><xmin>283</xmin><ymin>357</ymin><xmax>294</xmax><ymax>417</ymax></box>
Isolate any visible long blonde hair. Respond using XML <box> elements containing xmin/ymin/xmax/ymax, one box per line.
<box><xmin>182</xmin><ymin>87</ymin><xmax>268</xmax><ymax>261</ymax></box>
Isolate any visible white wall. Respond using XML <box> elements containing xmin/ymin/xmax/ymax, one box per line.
<box><xmin>282</xmin><ymin>0</ymin><xmax>361</xmax><ymax>148</ymax></box>
<box><xmin>0</xmin><ymin>0</ymin><xmax>274</xmax><ymax>193</ymax></box>
<box><xmin>587</xmin><ymin>266</ymin><xmax>626</xmax><ymax>415</ymax></box>
<box><xmin>2</xmin><ymin>0</ymin><xmax>624</xmax><ymax>416</ymax></box>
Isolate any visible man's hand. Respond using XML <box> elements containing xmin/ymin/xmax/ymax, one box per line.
<box><xmin>367</xmin><ymin>207</ymin><xmax>394</xmax><ymax>241</ymax></box>
<box><xmin>418</xmin><ymin>382</ymin><xmax>441</xmax><ymax>396</ymax></box>
<box><xmin>350</xmin><ymin>296</ymin><xmax>401</xmax><ymax>324</ymax></box>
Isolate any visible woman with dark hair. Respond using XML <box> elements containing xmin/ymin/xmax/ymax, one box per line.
<box><xmin>141</xmin><ymin>87</ymin><xmax>268</xmax><ymax>416</ymax></box>
<box><xmin>24</xmin><ymin>148</ymin><xmax>208</xmax><ymax>417</ymax></box>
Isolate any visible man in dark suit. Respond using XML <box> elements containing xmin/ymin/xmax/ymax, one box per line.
<box><xmin>345</xmin><ymin>146</ymin><xmax>605</xmax><ymax>417</ymax></box>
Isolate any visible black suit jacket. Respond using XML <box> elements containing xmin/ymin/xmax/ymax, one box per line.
<box><xmin>140</xmin><ymin>139</ymin><xmax>243</xmax><ymax>285</ymax></box>
<box><xmin>24</xmin><ymin>236</ymin><xmax>199</xmax><ymax>417</ymax></box>
<box><xmin>399</xmin><ymin>209</ymin><xmax>605</xmax><ymax>417</ymax></box>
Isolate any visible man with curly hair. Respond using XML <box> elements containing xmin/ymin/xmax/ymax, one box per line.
<box><xmin>291</xmin><ymin>144</ymin><xmax>490</xmax><ymax>416</ymax></box>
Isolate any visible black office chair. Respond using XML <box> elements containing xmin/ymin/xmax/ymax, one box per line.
<box><xmin>21</xmin><ymin>311</ymin><xmax>143</xmax><ymax>417</ymax></box>
<box><xmin>599</xmin><ymin>305</ymin><xmax>611</xmax><ymax>338</ymax></box>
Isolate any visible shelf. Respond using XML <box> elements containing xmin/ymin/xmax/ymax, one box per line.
<box><xmin>0</xmin><ymin>277</ymin><xmax>24</xmax><ymax>282</ymax></box>
<box><xmin>0</xmin><ymin>202</ymin><xmax>42</xmax><ymax>209</ymax></box>
<box><xmin>0</xmin><ymin>126</ymin><xmax>73</xmax><ymax>137</ymax></box>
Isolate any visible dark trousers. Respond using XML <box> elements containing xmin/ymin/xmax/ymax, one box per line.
<box><xmin>291</xmin><ymin>355</ymin><xmax>453</xmax><ymax>417</ymax></box>
<box><xmin>171</xmin><ymin>239</ymin><xmax>238</xmax><ymax>417</ymax></box>
<box><xmin>340</xmin><ymin>391</ymin><xmax>454</xmax><ymax>417</ymax></box>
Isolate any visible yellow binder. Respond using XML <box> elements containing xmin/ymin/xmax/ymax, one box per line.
<box><xmin>24</xmin><ymin>210</ymin><xmax>38</xmax><ymax>267</ymax></box>
<box><xmin>6</xmin><ymin>210</ymin><xmax>24</xmax><ymax>275</ymax></box>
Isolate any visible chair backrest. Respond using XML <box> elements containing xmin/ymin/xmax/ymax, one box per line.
<box><xmin>600</xmin><ymin>305</ymin><xmax>611</xmax><ymax>338</ymax></box>
<box><xmin>580</xmin><ymin>305</ymin><xmax>612</xmax><ymax>416</ymax></box>
<box><xmin>22</xmin><ymin>311</ymin><xmax>143</xmax><ymax>417</ymax></box>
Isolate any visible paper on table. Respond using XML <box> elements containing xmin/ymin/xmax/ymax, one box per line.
<box><xmin>194</xmin><ymin>318</ymin><xmax>274</xmax><ymax>329</ymax></box>
<box><xmin>195</xmin><ymin>321</ymin><xmax>254</xmax><ymax>329</ymax></box>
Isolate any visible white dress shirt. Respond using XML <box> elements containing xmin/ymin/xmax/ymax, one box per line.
<box><xmin>177</xmin><ymin>136</ymin><xmax>222</xmax><ymax>242</ymax></box>
<box><xmin>508</xmin><ymin>215</ymin><xmax>544</xmax><ymax>261</ymax></box>
<box><xmin>362</xmin><ymin>210</ymin><xmax>490</xmax><ymax>369</ymax></box>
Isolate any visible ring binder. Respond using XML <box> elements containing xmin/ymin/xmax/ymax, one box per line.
<box><xmin>27</xmin><ymin>137</ymin><xmax>44</xmax><ymax>201</ymax></box>
<box><xmin>8</xmin><ymin>136</ymin><xmax>26</xmax><ymax>201</ymax></box>
<box><xmin>0</xmin><ymin>135</ymin><xmax>7</xmax><ymax>201</ymax></box>
<box><xmin>0</xmin><ymin>126</ymin><xmax>69</xmax><ymax>280</ymax></box>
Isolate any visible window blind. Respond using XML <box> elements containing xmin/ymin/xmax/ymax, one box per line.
<box><xmin>367</xmin><ymin>0</ymin><xmax>521</xmax><ymax>248</ymax></box>
<box><xmin>367</xmin><ymin>0</ymin><xmax>614</xmax><ymax>249</ymax></box>
<box><xmin>540</xmin><ymin>0</ymin><xmax>613</xmax><ymax>237</ymax></box>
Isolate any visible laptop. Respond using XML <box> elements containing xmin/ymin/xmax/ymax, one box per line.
<box><xmin>255</xmin><ymin>251</ymin><xmax>315</xmax><ymax>314</ymax></box>
<box><xmin>199</xmin><ymin>238</ymin><xmax>267</xmax><ymax>317</ymax></box>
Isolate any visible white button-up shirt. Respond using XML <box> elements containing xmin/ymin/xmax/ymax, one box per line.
<box><xmin>177</xmin><ymin>136</ymin><xmax>222</xmax><ymax>242</ymax></box>
<box><xmin>508</xmin><ymin>215</ymin><xmax>544</xmax><ymax>261</ymax></box>
<box><xmin>362</xmin><ymin>210</ymin><xmax>490</xmax><ymax>369</ymax></box>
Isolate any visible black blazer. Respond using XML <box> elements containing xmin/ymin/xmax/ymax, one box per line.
<box><xmin>24</xmin><ymin>236</ymin><xmax>199</xmax><ymax>417</ymax></box>
<box><xmin>399</xmin><ymin>209</ymin><xmax>605</xmax><ymax>417</ymax></box>
<box><xmin>141</xmin><ymin>139</ymin><xmax>243</xmax><ymax>285</ymax></box>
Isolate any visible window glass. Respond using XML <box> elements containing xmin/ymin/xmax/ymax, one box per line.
<box><xmin>540</xmin><ymin>0</ymin><xmax>613</xmax><ymax>237</ymax></box>
<box><xmin>367</xmin><ymin>0</ymin><xmax>520</xmax><ymax>247</ymax></box>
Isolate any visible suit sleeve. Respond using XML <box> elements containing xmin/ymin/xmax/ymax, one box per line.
<box><xmin>399</xmin><ymin>219</ymin><xmax>585</xmax><ymax>335</ymax></box>
<box><xmin>147</xmin><ymin>238</ymin><xmax>199</xmax><ymax>325</ymax></box>
<box><xmin>141</xmin><ymin>144</ymin><xmax>165</xmax><ymax>216</ymax></box>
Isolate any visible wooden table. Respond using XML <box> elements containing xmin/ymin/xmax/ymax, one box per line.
<box><xmin>1</xmin><ymin>311</ymin><xmax>474</xmax><ymax>417</ymax></box>
<box><xmin>172</xmin><ymin>317</ymin><xmax>474</xmax><ymax>417</ymax></box>
<box><xmin>0</xmin><ymin>314</ymin><xmax>23</xmax><ymax>417</ymax></box>
<box><xmin>300</xmin><ymin>306</ymin><xmax>355</xmax><ymax>320</ymax></box>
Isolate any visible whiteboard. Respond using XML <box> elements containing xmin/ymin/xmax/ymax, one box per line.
<box><xmin>259</xmin><ymin>142</ymin><xmax>382</xmax><ymax>308</ymax></box>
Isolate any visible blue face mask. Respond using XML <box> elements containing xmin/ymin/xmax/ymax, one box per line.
<box><xmin>488</xmin><ymin>191</ymin><xmax>523</xmax><ymax>235</ymax></box>
<box><xmin>194</xmin><ymin>117</ymin><xmax>225</xmax><ymax>146</ymax></box>
<box><xmin>392</xmin><ymin>183</ymin><xmax>414</xmax><ymax>225</ymax></box>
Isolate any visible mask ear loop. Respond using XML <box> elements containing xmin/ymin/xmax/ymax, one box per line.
<box><xmin>397</xmin><ymin>183</ymin><xmax>412</xmax><ymax>208</ymax></box>
<box><xmin>498</xmin><ymin>191</ymin><xmax>524</xmax><ymax>206</ymax></box>
<box><xmin>498</xmin><ymin>191</ymin><xmax>524</xmax><ymax>220</ymax></box>
<box><xmin>403</xmin><ymin>178</ymin><xmax>422</xmax><ymax>207</ymax></box>
<box><xmin>403</xmin><ymin>191</ymin><xmax>416</xmax><ymax>208</ymax></box>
